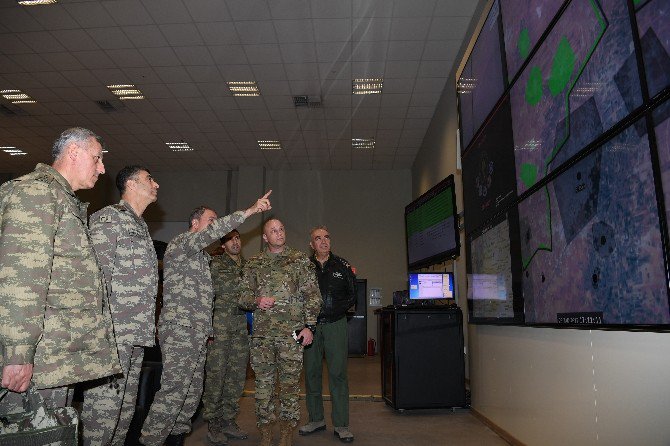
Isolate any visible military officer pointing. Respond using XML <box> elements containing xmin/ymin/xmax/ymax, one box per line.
<box><xmin>0</xmin><ymin>127</ymin><xmax>120</xmax><ymax>412</ymax></box>
<box><xmin>140</xmin><ymin>192</ymin><xmax>272</xmax><ymax>446</ymax></box>
<box><xmin>82</xmin><ymin>165</ymin><xmax>160</xmax><ymax>446</ymax></box>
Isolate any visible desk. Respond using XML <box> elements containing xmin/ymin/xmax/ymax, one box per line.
<box><xmin>379</xmin><ymin>306</ymin><xmax>466</xmax><ymax>410</ymax></box>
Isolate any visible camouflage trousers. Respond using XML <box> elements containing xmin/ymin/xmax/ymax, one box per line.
<box><xmin>81</xmin><ymin>344</ymin><xmax>144</xmax><ymax>446</ymax></box>
<box><xmin>0</xmin><ymin>386</ymin><xmax>72</xmax><ymax>416</ymax></box>
<box><xmin>250</xmin><ymin>335</ymin><xmax>304</xmax><ymax>427</ymax></box>
<box><xmin>202</xmin><ymin>327</ymin><xmax>249</xmax><ymax>422</ymax></box>
<box><xmin>140</xmin><ymin>325</ymin><xmax>207</xmax><ymax>446</ymax></box>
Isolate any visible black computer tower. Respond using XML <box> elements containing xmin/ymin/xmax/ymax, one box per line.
<box><xmin>380</xmin><ymin>307</ymin><xmax>465</xmax><ymax>410</ymax></box>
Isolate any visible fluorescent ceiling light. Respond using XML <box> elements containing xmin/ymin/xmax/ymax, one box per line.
<box><xmin>1</xmin><ymin>146</ymin><xmax>27</xmax><ymax>155</ymax></box>
<box><xmin>107</xmin><ymin>84</ymin><xmax>144</xmax><ymax>100</ymax></box>
<box><xmin>166</xmin><ymin>142</ymin><xmax>193</xmax><ymax>152</ymax></box>
<box><xmin>1</xmin><ymin>89</ymin><xmax>36</xmax><ymax>104</ymax></box>
<box><xmin>228</xmin><ymin>81</ymin><xmax>260</xmax><ymax>97</ymax></box>
<box><xmin>352</xmin><ymin>78</ymin><xmax>383</xmax><ymax>95</ymax></box>
<box><xmin>352</xmin><ymin>138</ymin><xmax>375</xmax><ymax>149</ymax></box>
<box><xmin>258</xmin><ymin>140</ymin><xmax>281</xmax><ymax>150</ymax></box>
<box><xmin>17</xmin><ymin>0</ymin><xmax>57</xmax><ymax>5</ymax></box>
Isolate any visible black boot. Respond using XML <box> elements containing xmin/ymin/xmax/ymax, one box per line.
<box><xmin>165</xmin><ymin>433</ymin><xmax>185</xmax><ymax>446</ymax></box>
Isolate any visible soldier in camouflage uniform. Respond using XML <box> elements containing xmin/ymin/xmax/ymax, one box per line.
<box><xmin>203</xmin><ymin>230</ymin><xmax>250</xmax><ymax>446</ymax></box>
<box><xmin>140</xmin><ymin>192</ymin><xmax>272</xmax><ymax>446</ymax></box>
<box><xmin>0</xmin><ymin>127</ymin><xmax>120</xmax><ymax>413</ymax></box>
<box><xmin>238</xmin><ymin>218</ymin><xmax>322</xmax><ymax>446</ymax></box>
<box><xmin>81</xmin><ymin>166</ymin><xmax>160</xmax><ymax>446</ymax></box>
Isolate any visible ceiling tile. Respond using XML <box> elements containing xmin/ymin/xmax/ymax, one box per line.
<box><xmin>105</xmin><ymin>48</ymin><xmax>147</xmax><ymax>68</ymax></box>
<box><xmin>157</xmin><ymin>66</ymin><xmax>192</xmax><ymax>83</ymax></box>
<box><xmin>311</xmin><ymin>0</ymin><xmax>352</xmax><ymax>18</ymax></box>
<box><xmin>279</xmin><ymin>43</ymin><xmax>317</xmax><ymax>64</ymax></box>
<box><xmin>123</xmin><ymin>25</ymin><xmax>170</xmax><ymax>48</ymax></box>
<box><xmin>2</xmin><ymin>8</ymin><xmax>44</xmax><ymax>33</ymax></box>
<box><xmin>139</xmin><ymin>47</ymin><xmax>181</xmax><ymax>66</ymax></box>
<box><xmin>51</xmin><ymin>29</ymin><xmax>99</xmax><ymax>52</ymax></box>
<box><xmin>167</xmin><ymin>82</ymin><xmax>201</xmax><ymax>98</ymax></box>
<box><xmin>209</xmin><ymin>45</ymin><xmax>248</xmax><ymax>65</ymax></box>
<box><xmin>251</xmin><ymin>64</ymin><xmax>287</xmax><ymax>81</ymax></box>
<box><xmin>422</xmin><ymin>40</ymin><xmax>460</xmax><ymax>61</ymax></box>
<box><xmin>381</xmin><ymin>78</ymin><xmax>414</xmax><ymax>94</ymax></box>
<box><xmin>434</xmin><ymin>0</ymin><xmax>478</xmax><ymax>17</ymax></box>
<box><xmin>12</xmin><ymin>54</ymin><xmax>53</xmax><ymax>73</ymax></box>
<box><xmin>235</xmin><ymin>21</ymin><xmax>277</xmax><ymax>45</ymax></box>
<box><xmin>384</xmin><ymin>60</ymin><xmax>419</xmax><ymax>78</ymax></box>
<box><xmin>173</xmin><ymin>46</ymin><xmax>215</xmax><ymax>66</ymax></box>
<box><xmin>219</xmin><ymin>64</ymin><xmax>256</xmax><ymax>81</ymax></box>
<box><xmin>257</xmin><ymin>80</ymin><xmax>291</xmax><ymax>96</ymax></box>
<box><xmin>226</xmin><ymin>0</ymin><xmax>272</xmax><ymax>21</ymax></box>
<box><xmin>19</xmin><ymin>31</ymin><xmax>66</xmax><ymax>53</ymax></box>
<box><xmin>268</xmin><ymin>0</ymin><xmax>310</xmax><ymax>19</ymax></box>
<box><xmin>428</xmin><ymin>16</ymin><xmax>471</xmax><ymax>40</ymax></box>
<box><xmin>406</xmin><ymin>106</ymin><xmax>436</xmax><ymax>119</ymax></box>
<box><xmin>417</xmin><ymin>59</ymin><xmax>453</xmax><ymax>77</ymax></box>
<box><xmin>413</xmin><ymin>77</ymin><xmax>447</xmax><ymax>93</ymax></box>
<box><xmin>142</xmin><ymin>0</ymin><xmax>191</xmax><ymax>24</ymax></box>
<box><xmin>72</xmin><ymin>51</ymin><xmax>117</xmax><ymax>69</ymax></box>
<box><xmin>103</xmin><ymin>1</ymin><xmax>154</xmax><ymax>26</ymax></box>
<box><xmin>159</xmin><ymin>23</ymin><xmax>204</xmax><ymax>46</ymax></box>
<box><xmin>351</xmin><ymin>40</ymin><xmax>388</xmax><ymax>62</ymax></box>
<box><xmin>313</xmin><ymin>19</ymin><xmax>352</xmax><ymax>42</ymax></box>
<box><xmin>274</xmin><ymin>20</ymin><xmax>315</xmax><ymax>44</ymax></box>
<box><xmin>351</xmin><ymin>60</ymin><xmax>384</xmax><ymax>77</ymax></box>
<box><xmin>197</xmin><ymin>22</ymin><xmax>240</xmax><ymax>45</ymax></box>
<box><xmin>352</xmin><ymin>0</ymin><xmax>394</xmax><ymax>17</ymax></box>
<box><xmin>186</xmin><ymin>66</ymin><xmax>223</xmax><ymax>83</ymax></box>
<box><xmin>28</xmin><ymin>7</ymin><xmax>80</xmax><ymax>30</ymax></box>
<box><xmin>87</xmin><ymin>27</ymin><xmax>134</xmax><ymax>50</ymax></box>
<box><xmin>387</xmin><ymin>41</ymin><xmax>424</xmax><ymax>61</ymax></box>
<box><xmin>389</xmin><ymin>18</ymin><xmax>431</xmax><ymax>40</ymax></box>
<box><xmin>392</xmin><ymin>0</ymin><xmax>437</xmax><ymax>17</ymax></box>
<box><xmin>184</xmin><ymin>0</ymin><xmax>232</xmax><ymax>22</ymax></box>
<box><xmin>352</xmin><ymin>17</ymin><xmax>391</xmax><ymax>41</ymax></box>
<box><xmin>64</xmin><ymin>2</ymin><xmax>116</xmax><ymax>28</ymax></box>
<box><xmin>244</xmin><ymin>44</ymin><xmax>283</xmax><ymax>64</ymax></box>
<box><xmin>285</xmin><ymin>63</ymin><xmax>320</xmax><ymax>80</ymax></box>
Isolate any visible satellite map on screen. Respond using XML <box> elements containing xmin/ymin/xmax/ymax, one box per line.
<box><xmin>635</xmin><ymin>0</ymin><xmax>670</xmax><ymax>98</ymax></box>
<box><xmin>510</xmin><ymin>0</ymin><xmax>643</xmax><ymax>195</ymax></box>
<box><xmin>519</xmin><ymin>119</ymin><xmax>670</xmax><ymax>325</ymax></box>
<box><xmin>500</xmin><ymin>0</ymin><xmax>564</xmax><ymax>81</ymax></box>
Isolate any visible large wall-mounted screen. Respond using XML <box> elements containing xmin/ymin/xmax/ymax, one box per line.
<box><xmin>459</xmin><ymin>0</ymin><xmax>670</xmax><ymax>330</ymax></box>
<box><xmin>406</xmin><ymin>175</ymin><xmax>460</xmax><ymax>270</ymax></box>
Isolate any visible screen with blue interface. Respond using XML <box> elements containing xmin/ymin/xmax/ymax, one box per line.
<box><xmin>409</xmin><ymin>273</ymin><xmax>454</xmax><ymax>300</ymax></box>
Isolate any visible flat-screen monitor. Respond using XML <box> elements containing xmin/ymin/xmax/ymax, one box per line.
<box><xmin>405</xmin><ymin>175</ymin><xmax>460</xmax><ymax>270</ymax></box>
<box><xmin>409</xmin><ymin>273</ymin><xmax>454</xmax><ymax>300</ymax></box>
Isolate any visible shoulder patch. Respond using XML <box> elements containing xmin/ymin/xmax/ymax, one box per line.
<box><xmin>98</xmin><ymin>214</ymin><xmax>113</xmax><ymax>223</ymax></box>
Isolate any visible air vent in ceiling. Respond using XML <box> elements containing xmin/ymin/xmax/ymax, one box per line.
<box><xmin>95</xmin><ymin>100</ymin><xmax>117</xmax><ymax>112</ymax></box>
<box><xmin>292</xmin><ymin>95</ymin><xmax>321</xmax><ymax>108</ymax></box>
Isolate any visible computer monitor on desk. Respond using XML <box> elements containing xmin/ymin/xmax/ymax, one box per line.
<box><xmin>408</xmin><ymin>272</ymin><xmax>454</xmax><ymax>303</ymax></box>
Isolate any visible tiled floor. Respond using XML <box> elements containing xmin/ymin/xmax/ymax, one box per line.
<box><xmin>183</xmin><ymin>356</ymin><xmax>508</xmax><ymax>446</ymax></box>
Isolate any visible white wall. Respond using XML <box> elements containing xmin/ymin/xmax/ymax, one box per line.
<box><xmin>411</xmin><ymin>1</ymin><xmax>670</xmax><ymax>444</ymax></box>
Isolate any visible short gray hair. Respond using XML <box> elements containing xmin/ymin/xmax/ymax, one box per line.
<box><xmin>310</xmin><ymin>225</ymin><xmax>329</xmax><ymax>239</ymax></box>
<box><xmin>52</xmin><ymin>127</ymin><xmax>103</xmax><ymax>161</ymax></box>
<box><xmin>188</xmin><ymin>205</ymin><xmax>215</xmax><ymax>229</ymax></box>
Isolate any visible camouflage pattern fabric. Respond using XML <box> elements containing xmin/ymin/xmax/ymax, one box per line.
<box><xmin>82</xmin><ymin>345</ymin><xmax>144</xmax><ymax>446</ymax></box>
<box><xmin>81</xmin><ymin>200</ymin><xmax>158</xmax><ymax>445</ymax></box>
<box><xmin>141</xmin><ymin>211</ymin><xmax>246</xmax><ymax>445</ymax></box>
<box><xmin>159</xmin><ymin>211</ymin><xmax>246</xmax><ymax>336</ymax></box>
<box><xmin>0</xmin><ymin>386</ymin><xmax>73</xmax><ymax>417</ymax></box>
<box><xmin>0</xmin><ymin>386</ymin><xmax>78</xmax><ymax>446</ymax></box>
<box><xmin>0</xmin><ymin>163</ymin><xmax>120</xmax><ymax>389</ymax></box>
<box><xmin>238</xmin><ymin>246</ymin><xmax>322</xmax><ymax>425</ymax></box>
<box><xmin>250</xmin><ymin>336</ymin><xmax>303</xmax><ymax>426</ymax></box>
<box><xmin>202</xmin><ymin>253</ymin><xmax>249</xmax><ymax>422</ymax></box>
<box><xmin>140</xmin><ymin>325</ymin><xmax>207</xmax><ymax>446</ymax></box>
<box><xmin>88</xmin><ymin>200</ymin><xmax>158</xmax><ymax>347</ymax></box>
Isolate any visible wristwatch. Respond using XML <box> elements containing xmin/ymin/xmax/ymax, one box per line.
<box><xmin>305</xmin><ymin>324</ymin><xmax>317</xmax><ymax>333</ymax></box>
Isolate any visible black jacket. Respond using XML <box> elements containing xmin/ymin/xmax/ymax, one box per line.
<box><xmin>310</xmin><ymin>253</ymin><xmax>356</xmax><ymax>323</ymax></box>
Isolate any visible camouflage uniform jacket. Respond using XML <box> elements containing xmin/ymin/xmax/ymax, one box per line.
<box><xmin>211</xmin><ymin>253</ymin><xmax>247</xmax><ymax>334</ymax></box>
<box><xmin>160</xmin><ymin>211</ymin><xmax>246</xmax><ymax>337</ymax></box>
<box><xmin>238</xmin><ymin>246</ymin><xmax>322</xmax><ymax>338</ymax></box>
<box><xmin>90</xmin><ymin>200</ymin><xmax>158</xmax><ymax>347</ymax></box>
<box><xmin>0</xmin><ymin>163</ymin><xmax>120</xmax><ymax>388</ymax></box>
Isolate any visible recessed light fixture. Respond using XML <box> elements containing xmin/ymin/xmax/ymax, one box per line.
<box><xmin>258</xmin><ymin>140</ymin><xmax>281</xmax><ymax>150</ymax></box>
<box><xmin>1</xmin><ymin>89</ymin><xmax>36</xmax><ymax>104</ymax></box>
<box><xmin>352</xmin><ymin>78</ymin><xmax>383</xmax><ymax>95</ymax></box>
<box><xmin>17</xmin><ymin>0</ymin><xmax>57</xmax><ymax>5</ymax></box>
<box><xmin>1</xmin><ymin>146</ymin><xmax>27</xmax><ymax>155</ymax></box>
<box><xmin>166</xmin><ymin>142</ymin><xmax>193</xmax><ymax>152</ymax></box>
<box><xmin>228</xmin><ymin>81</ymin><xmax>260</xmax><ymax>97</ymax></box>
<box><xmin>352</xmin><ymin>138</ymin><xmax>375</xmax><ymax>149</ymax></box>
<box><xmin>107</xmin><ymin>84</ymin><xmax>144</xmax><ymax>100</ymax></box>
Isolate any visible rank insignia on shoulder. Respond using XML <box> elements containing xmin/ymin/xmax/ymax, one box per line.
<box><xmin>99</xmin><ymin>215</ymin><xmax>113</xmax><ymax>223</ymax></box>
